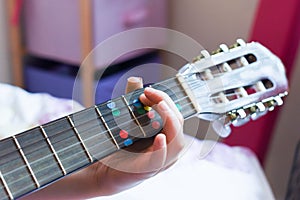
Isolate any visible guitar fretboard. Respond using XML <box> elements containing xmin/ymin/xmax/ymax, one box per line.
<box><xmin>0</xmin><ymin>76</ymin><xmax>197</xmax><ymax>200</ymax></box>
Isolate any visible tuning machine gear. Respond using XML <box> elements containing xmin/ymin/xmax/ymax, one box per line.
<box><xmin>225</xmin><ymin>92</ymin><xmax>288</xmax><ymax>128</ymax></box>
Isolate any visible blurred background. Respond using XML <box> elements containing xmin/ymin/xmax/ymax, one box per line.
<box><xmin>0</xmin><ymin>0</ymin><xmax>299</xmax><ymax>199</ymax></box>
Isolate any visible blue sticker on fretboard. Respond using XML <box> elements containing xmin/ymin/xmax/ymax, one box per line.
<box><xmin>123</xmin><ymin>91</ymin><xmax>164</xmax><ymax>139</ymax></box>
<box><xmin>97</xmin><ymin>97</ymin><xmax>146</xmax><ymax>148</ymax></box>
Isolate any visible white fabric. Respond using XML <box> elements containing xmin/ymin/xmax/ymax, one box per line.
<box><xmin>0</xmin><ymin>83</ymin><xmax>83</xmax><ymax>139</ymax></box>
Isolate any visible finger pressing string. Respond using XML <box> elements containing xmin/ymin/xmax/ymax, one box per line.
<box><xmin>140</xmin><ymin>87</ymin><xmax>184</xmax><ymax>124</ymax></box>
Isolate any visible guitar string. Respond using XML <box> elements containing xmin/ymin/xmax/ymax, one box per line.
<box><xmin>0</xmin><ymin>55</ymin><xmax>253</xmax><ymax>193</ymax></box>
<box><xmin>0</xmin><ymin>74</ymin><xmax>240</xmax><ymax>172</ymax></box>
<box><xmin>1</xmin><ymin>85</ymin><xmax>249</xmax><ymax>192</ymax></box>
<box><xmin>0</xmin><ymin>79</ymin><xmax>191</xmax><ymax>168</ymax></box>
<box><xmin>0</xmin><ymin>73</ymin><xmax>239</xmax><ymax>189</ymax></box>
<box><xmin>0</xmin><ymin>74</ymin><xmax>238</xmax><ymax>173</ymax></box>
<box><xmin>0</xmin><ymin>79</ymin><xmax>198</xmax><ymax>187</ymax></box>
<box><xmin>1</xmin><ymin>90</ymin><xmax>194</xmax><ymax>172</ymax></box>
<box><xmin>0</xmin><ymin>59</ymin><xmax>251</xmax><ymax>192</ymax></box>
<box><xmin>0</xmin><ymin>98</ymin><xmax>197</xmax><ymax>189</ymax></box>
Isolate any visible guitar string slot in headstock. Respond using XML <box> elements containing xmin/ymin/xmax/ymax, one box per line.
<box><xmin>184</xmin><ymin>39</ymin><xmax>288</xmax><ymax>135</ymax></box>
<box><xmin>210</xmin><ymin>78</ymin><xmax>275</xmax><ymax>105</ymax></box>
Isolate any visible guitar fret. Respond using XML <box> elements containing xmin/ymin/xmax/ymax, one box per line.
<box><xmin>121</xmin><ymin>95</ymin><xmax>146</xmax><ymax>137</ymax></box>
<box><xmin>67</xmin><ymin>116</ymin><xmax>94</xmax><ymax>163</ymax></box>
<box><xmin>12</xmin><ymin>136</ymin><xmax>40</xmax><ymax>188</ymax></box>
<box><xmin>94</xmin><ymin>106</ymin><xmax>120</xmax><ymax>150</ymax></box>
<box><xmin>40</xmin><ymin>126</ymin><xmax>67</xmax><ymax>175</ymax></box>
<box><xmin>0</xmin><ymin>171</ymin><xmax>13</xmax><ymax>200</ymax></box>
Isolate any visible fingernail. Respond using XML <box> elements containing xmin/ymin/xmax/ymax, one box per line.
<box><xmin>157</xmin><ymin>134</ymin><xmax>167</xmax><ymax>148</ymax></box>
<box><xmin>144</xmin><ymin>87</ymin><xmax>156</xmax><ymax>93</ymax></box>
<box><xmin>127</xmin><ymin>77</ymin><xmax>142</xmax><ymax>83</ymax></box>
<box><xmin>126</xmin><ymin>77</ymin><xmax>143</xmax><ymax>93</ymax></box>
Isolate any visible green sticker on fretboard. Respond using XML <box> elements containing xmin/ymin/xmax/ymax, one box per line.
<box><xmin>123</xmin><ymin>92</ymin><xmax>163</xmax><ymax>139</ymax></box>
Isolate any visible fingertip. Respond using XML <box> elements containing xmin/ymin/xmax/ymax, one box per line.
<box><xmin>143</xmin><ymin>87</ymin><xmax>156</xmax><ymax>96</ymax></box>
<box><xmin>153</xmin><ymin>133</ymin><xmax>167</xmax><ymax>151</ymax></box>
<box><xmin>126</xmin><ymin>77</ymin><xmax>143</xmax><ymax>93</ymax></box>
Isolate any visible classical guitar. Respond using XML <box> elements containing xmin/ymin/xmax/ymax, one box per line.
<box><xmin>0</xmin><ymin>40</ymin><xmax>288</xmax><ymax>200</ymax></box>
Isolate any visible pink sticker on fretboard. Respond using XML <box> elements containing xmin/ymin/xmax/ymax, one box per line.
<box><xmin>151</xmin><ymin>121</ymin><xmax>161</xmax><ymax>130</ymax></box>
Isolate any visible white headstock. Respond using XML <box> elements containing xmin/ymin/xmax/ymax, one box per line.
<box><xmin>179</xmin><ymin>39</ymin><xmax>288</xmax><ymax>137</ymax></box>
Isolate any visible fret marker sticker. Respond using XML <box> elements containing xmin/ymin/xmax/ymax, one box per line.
<box><xmin>133</xmin><ymin>99</ymin><xmax>142</xmax><ymax>108</ymax></box>
<box><xmin>137</xmin><ymin>107</ymin><xmax>146</xmax><ymax>115</ymax></box>
<box><xmin>119</xmin><ymin>130</ymin><xmax>129</xmax><ymax>139</ymax></box>
<box><xmin>176</xmin><ymin>103</ymin><xmax>182</xmax><ymax>111</ymax></box>
<box><xmin>144</xmin><ymin>106</ymin><xmax>152</xmax><ymax>111</ymax></box>
<box><xmin>107</xmin><ymin>102</ymin><xmax>116</xmax><ymax>109</ymax></box>
<box><xmin>124</xmin><ymin>138</ymin><xmax>133</xmax><ymax>146</ymax></box>
<box><xmin>152</xmin><ymin>121</ymin><xmax>161</xmax><ymax>130</ymax></box>
<box><xmin>147</xmin><ymin>111</ymin><xmax>155</xmax><ymax>119</ymax></box>
<box><xmin>112</xmin><ymin>108</ymin><xmax>121</xmax><ymax>117</ymax></box>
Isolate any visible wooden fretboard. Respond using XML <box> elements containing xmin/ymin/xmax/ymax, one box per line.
<box><xmin>0</xmin><ymin>76</ymin><xmax>197</xmax><ymax>200</ymax></box>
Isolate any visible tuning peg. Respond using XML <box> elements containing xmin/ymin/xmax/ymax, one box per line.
<box><xmin>212</xmin><ymin>44</ymin><xmax>230</xmax><ymax>55</ymax></box>
<box><xmin>279</xmin><ymin>91</ymin><xmax>289</xmax><ymax>97</ymax></box>
<box><xmin>219</xmin><ymin>44</ymin><xmax>229</xmax><ymax>52</ymax></box>
<box><xmin>225</xmin><ymin>93</ymin><xmax>287</xmax><ymax>125</ymax></box>
<box><xmin>232</xmin><ymin>117</ymin><xmax>250</xmax><ymax>127</ymax></box>
<box><xmin>237</xmin><ymin>109</ymin><xmax>247</xmax><ymax>118</ymax></box>
<box><xmin>236</xmin><ymin>39</ymin><xmax>246</xmax><ymax>47</ymax></box>
<box><xmin>274</xmin><ymin>96</ymin><xmax>283</xmax><ymax>106</ymax></box>
<box><xmin>256</xmin><ymin>102</ymin><xmax>266</xmax><ymax>112</ymax></box>
<box><xmin>251</xmin><ymin>109</ymin><xmax>268</xmax><ymax>120</ymax></box>
<box><xmin>201</xmin><ymin>50</ymin><xmax>211</xmax><ymax>58</ymax></box>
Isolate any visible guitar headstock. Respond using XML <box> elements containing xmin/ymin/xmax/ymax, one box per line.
<box><xmin>179</xmin><ymin>39</ymin><xmax>288</xmax><ymax>137</ymax></box>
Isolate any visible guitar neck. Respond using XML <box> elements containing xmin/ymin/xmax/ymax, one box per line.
<box><xmin>0</xmin><ymin>76</ymin><xmax>197</xmax><ymax>200</ymax></box>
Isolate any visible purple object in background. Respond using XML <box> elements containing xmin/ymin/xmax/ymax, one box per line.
<box><xmin>23</xmin><ymin>0</ymin><xmax>167</xmax><ymax>68</ymax></box>
<box><xmin>24</xmin><ymin>52</ymin><xmax>162</xmax><ymax>105</ymax></box>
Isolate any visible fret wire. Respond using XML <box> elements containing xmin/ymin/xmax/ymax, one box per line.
<box><xmin>2</xmin><ymin>142</ymin><xmax>120</xmax><ymax>194</ymax></box>
<box><xmin>94</xmin><ymin>106</ymin><xmax>120</xmax><ymax>150</ymax></box>
<box><xmin>67</xmin><ymin>116</ymin><xmax>94</xmax><ymax>163</ymax></box>
<box><xmin>40</xmin><ymin>125</ymin><xmax>67</xmax><ymax>175</ymax></box>
<box><xmin>0</xmin><ymin>75</ymin><xmax>199</xmax><ymax>199</ymax></box>
<box><xmin>12</xmin><ymin>136</ymin><xmax>40</xmax><ymax>188</ymax></box>
<box><xmin>1</xmin><ymin>100</ymin><xmax>199</xmax><ymax>188</ymax></box>
<box><xmin>121</xmin><ymin>95</ymin><xmax>146</xmax><ymax>137</ymax></box>
<box><xmin>6</xmin><ymin>85</ymin><xmax>195</xmax><ymax>170</ymax></box>
<box><xmin>0</xmin><ymin>170</ymin><xmax>13</xmax><ymax>200</ymax></box>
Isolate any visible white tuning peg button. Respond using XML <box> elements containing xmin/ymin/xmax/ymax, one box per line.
<box><xmin>200</xmin><ymin>50</ymin><xmax>211</xmax><ymax>58</ymax></box>
<box><xmin>274</xmin><ymin>96</ymin><xmax>283</xmax><ymax>106</ymax></box>
<box><xmin>237</xmin><ymin>109</ymin><xmax>247</xmax><ymax>118</ymax></box>
<box><xmin>251</xmin><ymin>110</ymin><xmax>268</xmax><ymax>120</ymax></box>
<box><xmin>232</xmin><ymin>117</ymin><xmax>251</xmax><ymax>127</ymax></box>
<box><xmin>256</xmin><ymin>102</ymin><xmax>266</xmax><ymax>112</ymax></box>
<box><xmin>220</xmin><ymin>44</ymin><xmax>229</xmax><ymax>52</ymax></box>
